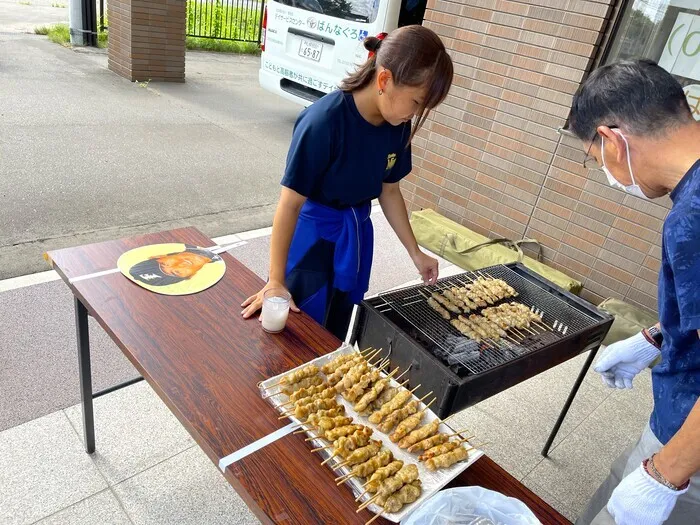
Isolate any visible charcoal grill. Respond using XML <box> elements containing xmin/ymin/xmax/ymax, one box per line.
<box><xmin>352</xmin><ymin>263</ymin><xmax>613</xmax><ymax>454</ymax></box>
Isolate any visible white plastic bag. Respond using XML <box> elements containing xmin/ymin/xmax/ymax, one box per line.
<box><xmin>401</xmin><ymin>487</ymin><xmax>542</xmax><ymax>525</ymax></box>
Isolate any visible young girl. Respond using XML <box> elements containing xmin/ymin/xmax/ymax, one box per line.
<box><xmin>241</xmin><ymin>25</ymin><xmax>454</xmax><ymax>340</ymax></box>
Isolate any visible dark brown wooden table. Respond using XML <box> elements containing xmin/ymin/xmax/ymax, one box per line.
<box><xmin>47</xmin><ymin>227</ymin><xmax>570</xmax><ymax>525</ymax></box>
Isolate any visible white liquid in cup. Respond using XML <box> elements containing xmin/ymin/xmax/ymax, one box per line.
<box><xmin>261</xmin><ymin>292</ymin><xmax>290</xmax><ymax>333</ymax></box>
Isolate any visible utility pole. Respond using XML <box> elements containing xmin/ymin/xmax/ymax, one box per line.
<box><xmin>69</xmin><ymin>0</ymin><xmax>98</xmax><ymax>46</ymax></box>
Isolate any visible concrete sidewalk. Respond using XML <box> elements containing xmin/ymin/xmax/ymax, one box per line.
<box><xmin>0</xmin><ymin>211</ymin><xmax>653</xmax><ymax>524</ymax></box>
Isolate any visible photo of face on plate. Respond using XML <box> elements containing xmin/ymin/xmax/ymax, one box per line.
<box><xmin>117</xmin><ymin>243</ymin><xmax>226</xmax><ymax>296</ymax></box>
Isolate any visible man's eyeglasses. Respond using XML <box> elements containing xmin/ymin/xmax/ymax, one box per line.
<box><xmin>583</xmin><ymin>132</ymin><xmax>600</xmax><ymax>170</ymax></box>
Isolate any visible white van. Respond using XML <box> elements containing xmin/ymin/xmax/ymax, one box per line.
<box><xmin>259</xmin><ymin>0</ymin><xmax>427</xmax><ymax>106</ymax></box>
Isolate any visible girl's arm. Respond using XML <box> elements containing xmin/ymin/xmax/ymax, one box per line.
<box><xmin>241</xmin><ymin>187</ymin><xmax>306</xmax><ymax>318</ymax></box>
<box><xmin>379</xmin><ymin>181</ymin><xmax>438</xmax><ymax>284</ymax></box>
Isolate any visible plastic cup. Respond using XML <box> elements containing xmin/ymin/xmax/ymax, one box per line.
<box><xmin>261</xmin><ymin>288</ymin><xmax>291</xmax><ymax>333</ymax></box>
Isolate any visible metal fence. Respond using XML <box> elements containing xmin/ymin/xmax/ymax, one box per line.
<box><xmin>186</xmin><ymin>0</ymin><xmax>266</xmax><ymax>43</ymax></box>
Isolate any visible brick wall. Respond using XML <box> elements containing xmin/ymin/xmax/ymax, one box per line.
<box><xmin>108</xmin><ymin>0</ymin><xmax>186</xmax><ymax>82</ymax></box>
<box><xmin>404</xmin><ymin>0</ymin><xmax>670</xmax><ymax>315</ymax></box>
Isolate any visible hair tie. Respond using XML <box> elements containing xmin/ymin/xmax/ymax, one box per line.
<box><xmin>368</xmin><ymin>32</ymin><xmax>388</xmax><ymax>58</ymax></box>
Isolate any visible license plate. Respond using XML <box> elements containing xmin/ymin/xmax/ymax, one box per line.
<box><xmin>298</xmin><ymin>39</ymin><xmax>323</xmax><ymax>62</ymax></box>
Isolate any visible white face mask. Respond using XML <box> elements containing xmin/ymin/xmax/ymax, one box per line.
<box><xmin>601</xmin><ymin>130</ymin><xmax>648</xmax><ymax>199</ymax></box>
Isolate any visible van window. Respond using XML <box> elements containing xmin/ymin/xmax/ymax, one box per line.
<box><xmin>276</xmin><ymin>0</ymin><xmax>377</xmax><ymax>23</ymax></box>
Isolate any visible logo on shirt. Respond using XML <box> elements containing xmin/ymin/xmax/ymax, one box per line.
<box><xmin>386</xmin><ymin>153</ymin><xmax>397</xmax><ymax>171</ymax></box>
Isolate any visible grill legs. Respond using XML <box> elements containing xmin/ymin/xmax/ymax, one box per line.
<box><xmin>541</xmin><ymin>346</ymin><xmax>600</xmax><ymax>457</ymax></box>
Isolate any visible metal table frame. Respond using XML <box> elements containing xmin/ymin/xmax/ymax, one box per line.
<box><xmin>75</xmin><ymin>297</ymin><xmax>144</xmax><ymax>453</ymax></box>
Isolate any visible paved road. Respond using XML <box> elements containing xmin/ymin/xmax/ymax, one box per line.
<box><xmin>0</xmin><ymin>29</ymin><xmax>300</xmax><ymax>279</ymax></box>
<box><xmin>0</xmin><ymin>0</ymin><xmax>69</xmax><ymax>33</ymax></box>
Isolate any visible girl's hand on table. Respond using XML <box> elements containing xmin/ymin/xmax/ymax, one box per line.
<box><xmin>411</xmin><ymin>251</ymin><xmax>439</xmax><ymax>285</ymax></box>
<box><xmin>241</xmin><ymin>280</ymin><xmax>300</xmax><ymax>320</ymax></box>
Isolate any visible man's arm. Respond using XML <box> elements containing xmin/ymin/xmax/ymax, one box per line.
<box><xmin>652</xmin><ymin>329</ymin><xmax>700</xmax><ymax>486</ymax></box>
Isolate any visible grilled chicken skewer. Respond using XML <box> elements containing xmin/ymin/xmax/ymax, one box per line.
<box><xmin>390</xmin><ymin>398</ymin><xmax>435</xmax><ymax>443</ymax></box>
<box><xmin>419</xmin><ymin>438</ymin><xmax>470</xmax><ymax>461</ymax></box>
<box><xmin>280</xmin><ymin>375</ymin><xmax>324</xmax><ymax>396</ymax></box>
<box><xmin>269</xmin><ymin>365</ymin><xmax>318</xmax><ymax>388</ymax></box>
<box><xmin>333</xmin><ymin>441</ymin><xmax>383</xmax><ymax>469</ymax></box>
<box><xmin>407</xmin><ymin>432</ymin><xmax>450</xmax><ymax>454</ymax></box>
<box><xmin>425</xmin><ymin>446</ymin><xmax>470</xmax><ymax>470</ymax></box>
<box><xmin>357</xmin><ymin>464</ymin><xmax>420</xmax><ymax>511</ymax></box>
<box><xmin>379</xmin><ymin>400</ymin><xmax>419</xmax><ymax>434</ymax></box>
<box><xmin>361</xmin><ymin>460</ymin><xmax>404</xmax><ymax>494</ymax></box>
<box><xmin>285</xmin><ymin>398</ymin><xmax>338</xmax><ymax>420</ymax></box>
<box><xmin>427</xmin><ymin>297</ymin><xmax>451</xmax><ymax>319</ymax></box>
<box><xmin>343</xmin><ymin>368</ymin><xmax>384</xmax><ymax>402</ymax></box>
<box><xmin>376</xmin><ymin>480</ymin><xmax>422</xmax><ymax>514</ymax></box>
<box><xmin>285</xmin><ymin>383</ymin><xmax>329</xmax><ymax>403</ymax></box>
<box><xmin>310</xmin><ymin>426</ymin><xmax>372</xmax><ymax>451</ymax></box>
<box><xmin>336</xmin><ymin>449</ymin><xmax>393</xmax><ymax>484</ymax></box>
<box><xmin>354</xmin><ymin>369</ymin><xmax>401</xmax><ymax>414</ymax></box>
<box><xmin>321</xmin><ymin>351</ymin><xmax>365</xmax><ymax>375</ymax></box>
<box><xmin>369</xmin><ymin>385</ymin><xmax>421</xmax><ymax>424</ymax></box>
<box><xmin>431</xmin><ymin>292</ymin><xmax>461</xmax><ymax>314</ymax></box>
<box><xmin>324</xmin><ymin>424</ymin><xmax>368</xmax><ymax>441</ymax></box>
<box><xmin>398</xmin><ymin>419</ymin><xmax>440</xmax><ymax>449</ymax></box>
<box><xmin>321</xmin><ymin>437</ymin><xmax>381</xmax><ymax>468</ymax></box>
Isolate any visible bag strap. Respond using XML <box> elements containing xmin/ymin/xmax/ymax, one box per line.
<box><xmin>444</xmin><ymin>234</ymin><xmax>542</xmax><ymax>263</ymax></box>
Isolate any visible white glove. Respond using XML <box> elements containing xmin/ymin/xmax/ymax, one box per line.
<box><xmin>608</xmin><ymin>463</ymin><xmax>687</xmax><ymax>525</ymax></box>
<box><xmin>594</xmin><ymin>332</ymin><xmax>660</xmax><ymax>389</ymax></box>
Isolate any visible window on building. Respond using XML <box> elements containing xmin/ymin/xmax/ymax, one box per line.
<box><xmin>604</xmin><ymin>0</ymin><xmax>700</xmax><ymax>120</ymax></box>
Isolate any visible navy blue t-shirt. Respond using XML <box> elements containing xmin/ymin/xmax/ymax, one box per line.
<box><xmin>281</xmin><ymin>90</ymin><xmax>412</xmax><ymax>209</ymax></box>
<box><xmin>651</xmin><ymin>159</ymin><xmax>700</xmax><ymax>444</ymax></box>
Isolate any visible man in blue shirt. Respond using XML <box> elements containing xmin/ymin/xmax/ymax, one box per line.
<box><xmin>568</xmin><ymin>60</ymin><xmax>700</xmax><ymax>525</ymax></box>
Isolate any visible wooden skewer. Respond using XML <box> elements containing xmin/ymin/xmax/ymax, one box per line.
<box><xmin>359</xmin><ymin>347</ymin><xmax>374</xmax><ymax>355</ymax></box>
<box><xmin>304</xmin><ymin>434</ymin><xmax>323</xmax><ymax>442</ymax></box>
<box><xmin>336</xmin><ymin>471</ymin><xmax>355</xmax><ymax>483</ymax></box>
<box><xmin>261</xmin><ymin>390</ymin><xmax>283</xmax><ymax>400</ymax></box>
<box><xmin>417</xmin><ymin>391</ymin><xmax>434</xmax><ymax>404</ymax></box>
<box><xmin>336</xmin><ymin>475</ymin><xmax>356</xmax><ymax>486</ymax></box>
<box><xmin>367</xmin><ymin>347</ymin><xmax>383</xmax><ymax>360</ymax></box>
<box><xmin>408</xmin><ymin>384</ymin><xmax>423</xmax><ymax>395</ymax></box>
<box><xmin>355</xmin><ymin>487</ymin><xmax>371</xmax><ymax>502</ymax></box>
<box><xmin>523</xmin><ymin>325</ymin><xmax>537</xmax><ymax>336</ymax></box>
<box><xmin>357</xmin><ymin>494</ymin><xmax>380</xmax><ymax>512</ymax></box>
<box><xmin>278</xmin><ymin>413</ymin><xmax>293</xmax><ymax>420</ymax></box>
<box><xmin>310</xmin><ymin>444</ymin><xmax>334</xmax><ymax>453</ymax></box>
<box><xmin>333</xmin><ymin>458</ymin><xmax>353</xmax><ymax>469</ymax></box>
<box><xmin>419</xmin><ymin>397</ymin><xmax>436</xmax><ymax>412</ymax></box>
<box><xmin>441</xmin><ymin>413</ymin><xmax>458</xmax><ymax>424</ymax></box>
<box><xmin>445</xmin><ymin>429</ymin><xmax>471</xmax><ymax>438</ymax></box>
<box><xmin>366</xmin><ymin>510</ymin><xmax>385</xmax><ymax>525</ymax></box>
<box><xmin>321</xmin><ymin>453</ymin><xmax>339</xmax><ymax>466</ymax></box>
<box><xmin>393</xmin><ymin>368</ymin><xmax>409</xmax><ymax>382</ymax></box>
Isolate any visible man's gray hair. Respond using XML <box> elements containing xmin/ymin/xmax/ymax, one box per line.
<box><xmin>569</xmin><ymin>59</ymin><xmax>692</xmax><ymax>142</ymax></box>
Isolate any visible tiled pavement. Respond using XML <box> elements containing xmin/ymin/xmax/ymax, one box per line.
<box><xmin>0</xmin><ymin>211</ymin><xmax>653</xmax><ymax>524</ymax></box>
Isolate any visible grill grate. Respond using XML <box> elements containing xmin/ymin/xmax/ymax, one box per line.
<box><xmin>373</xmin><ymin>264</ymin><xmax>600</xmax><ymax>377</ymax></box>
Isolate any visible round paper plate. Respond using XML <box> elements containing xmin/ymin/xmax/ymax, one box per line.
<box><xmin>117</xmin><ymin>243</ymin><xmax>225</xmax><ymax>296</ymax></box>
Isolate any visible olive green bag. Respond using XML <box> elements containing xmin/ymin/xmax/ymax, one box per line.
<box><xmin>597</xmin><ymin>297</ymin><xmax>658</xmax><ymax>346</ymax></box>
<box><xmin>410</xmin><ymin>209</ymin><xmax>583</xmax><ymax>294</ymax></box>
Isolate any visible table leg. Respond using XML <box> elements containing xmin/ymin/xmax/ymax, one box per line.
<box><xmin>541</xmin><ymin>346</ymin><xmax>600</xmax><ymax>458</ymax></box>
<box><xmin>75</xmin><ymin>297</ymin><xmax>95</xmax><ymax>454</ymax></box>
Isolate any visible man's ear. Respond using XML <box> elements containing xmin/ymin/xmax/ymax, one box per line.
<box><xmin>597</xmin><ymin>126</ymin><xmax>626</xmax><ymax>164</ymax></box>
